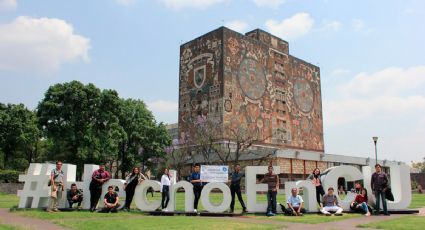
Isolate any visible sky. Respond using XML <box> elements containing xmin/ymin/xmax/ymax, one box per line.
<box><xmin>0</xmin><ymin>0</ymin><xmax>424</xmax><ymax>163</ymax></box>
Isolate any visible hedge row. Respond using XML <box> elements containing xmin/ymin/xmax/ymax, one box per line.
<box><xmin>0</xmin><ymin>170</ymin><xmax>21</xmax><ymax>183</ymax></box>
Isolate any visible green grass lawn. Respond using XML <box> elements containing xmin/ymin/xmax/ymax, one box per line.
<box><xmin>53</xmin><ymin>216</ymin><xmax>281</xmax><ymax>230</ymax></box>
<box><xmin>358</xmin><ymin>216</ymin><xmax>425</xmax><ymax>230</ymax></box>
<box><xmin>0</xmin><ymin>224</ymin><xmax>24</xmax><ymax>230</ymax></box>
<box><xmin>408</xmin><ymin>193</ymin><xmax>425</xmax><ymax>209</ymax></box>
<box><xmin>1</xmin><ymin>192</ymin><xmax>425</xmax><ymax>230</ymax></box>
<box><xmin>251</xmin><ymin>213</ymin><xmax>362</xmax><ymax>224</ymax></box>
<box><xmin>0</xmin><ymin>193</ymin><xmax>19</xmax><ymax>209</ymax></box>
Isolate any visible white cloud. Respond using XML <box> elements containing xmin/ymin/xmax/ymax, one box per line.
<box><xmin>225</xmin><ymin>20</ymin><xmax>249</xmax><ymax>33</ymax></box>
<box><xmin>147</xmin><ymin>100</ymin><xmax>178</xmax><ymax>124</ymax></box>
<box><xmin>265</xmin><ymin>13</ymin><xmax>314</xmax><ymax>41</ymax></box>
<box><xmin>253</xmin><ymin>0</ymin><xmax>285</xmax><ymax>8</ymax></box>
<box><xmin>343</xmin><ymin>66</ymin><xmax>425</xmax><ymax>96</ymax></box>
<box><xmin>0</xmin><ymin>0</ymin><xmax>17</xmax><ymax>11</ymax></box>
<box><xmin>321</xmin><ymin>20</ymin><xmax>342</xmax><ymax>31</ymax></box>
<box><xmin>351</xmin><ymin>18</ymin><xmax>364</xmax><ymax>31</ymax></box>
<box><xmin>159</xmin><ymin>0</ymin><xmax>225</xmax><ymax>10</ymax></box>
<box><xmin>147</xmin><ymin>100</ymin><xmax>178</xmax><ymax>113</ymax></box>
<box><xmin>324</xmin><ymin>66</ymin><xmax>425</xmax><ymax>126</ymax></box>
<box><xmin>331</xmin><ymin>68</ymin><xmax>350</xmax><ymax>76</ymax></box>
<box><xmin>325</xmin><ymin>95</ymin><xmax>425</xmax><ymax>126</ymax></box>
<box><xmin>0</xmin><ymin>16</ymin><xmax>90</xmax><ymax>74</ymax></box>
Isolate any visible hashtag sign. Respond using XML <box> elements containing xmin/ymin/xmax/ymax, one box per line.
<box><xmin>17</xmin><ymin>163</ymin><xmax>54</xmax><ymax>208</ymax></box>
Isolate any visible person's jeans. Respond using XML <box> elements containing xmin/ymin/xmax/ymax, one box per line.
<box><xmin>374</xmin><ymin>190</ymin><xmax>388</xmax><ymax>215</ymax></box>
<box><xmin>161</xmin><ymin>185</ymin><xmax>170</xmax><ymax>209</ymax></box>
<box><xmin>89</xmin><ymin>186</ymin><xmax>102</xmax><ymax>210</ymax></box>
<box><xmin>315</xmin><ymin>185</ymin><xmax>325</xmax><ymax>204</ymax></box>
<box><xmin>267</xmin><ymin>190</ymin><xmax>277</xmax><ymax>214</ymax></box>
<box><xmin>230</xmin><ymin>184</ymin><xmax>246</xmax><ymax>211</ymax></box>
<box><xmin>99</xmin><ymin>204</ymin><xmax>120</xmax><ymax>213</ymax></box>
<box><xmin>360</xmin><ymin>202</ymin><xmax>369</xmax><ymax>213</ymax></box>
<box><xmin>125</xmin><ymin>185</ymin><xmax>136</xmax><ymax>209</ymax></box>
<box><xmin>48</xmin><ymin>183</ymin><xmax>62</xmax><ymax>210</ymax></box>
<box><xmin>68</xmin><ymin>196</ymin><xmax>83</xmax><ymax>208</ymax></box>
<box><xmin>193</xmin><ymin>186</ymin><xmax>202</xmax><ymax>210</ymax></box>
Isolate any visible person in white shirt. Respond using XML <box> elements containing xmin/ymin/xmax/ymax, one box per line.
<box><xmin>285</xmin><ymin>188</ymin><xmax>306</xmax><ymax>216</ymax></box>
<box><xmin>160</xmin><ymin>168</ymin><xmax>172</xmax><ymax>211</ymax></box>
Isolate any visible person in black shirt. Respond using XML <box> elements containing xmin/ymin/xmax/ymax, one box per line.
<box><xmin>123</xmin><ymin>167</ymin><xmax>146</xmax><ymax>211</ymax></box>
<box><xmin>371</xmin><ymin>164</ymin><xmax>389</xmax><ymax>216</ymax></box>
<box><xmin>99</xmin><ymin>186</ymin><xmax>120</xmax><ymax>213</ymax></box>
<box><xmin>228</xmin><ymin>164</ymin><xmax>247</xmax><ymax>213</ymax></box>
<box><xmin>190</xmin><ymin>163</ymin><xmax>202</xmax><ymax>213</ymax></box>
<box><xmin>67</xmin><ymin>183</ymin><xmax>83</xmax><ymax>209</ymax></box>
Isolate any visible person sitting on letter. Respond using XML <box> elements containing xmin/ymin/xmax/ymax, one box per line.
<box><xmin>285</xmin><ymin>188</ymin><xmax>306</xmax><ymax>216</ymax></box>
<box><xmin>320</xmin><ymin>187</ymin><xmax>343</xmax><ymax>216</ymax></box>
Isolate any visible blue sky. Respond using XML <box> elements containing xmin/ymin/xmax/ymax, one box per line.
<box><xmin>0</xmin><ymin>0</ymin><xmax>424</xmax><ymax>163</ymax></box>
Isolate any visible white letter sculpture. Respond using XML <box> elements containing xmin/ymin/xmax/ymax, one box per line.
<box><xmin>285</xmin><ymin>180</ymin><xmax>317</xmax><ymax>212</ymax></box>
<box><xmin>168</xmin><ymin>181</ymin><xmax>194</xmax><ymax>212</ymax></box>
<box><xmin>135</xmin><ymin>180</ymin><xmax>161</xmax><ymax>211</ymax></box>
<box><xmin>200</xmin><ymin>182</ymin><xmax>231</xmax><ymax>213</ymax></box>
<box><xmin>322</xmin><ymin>165</ymin><xmax>363</xmax><ymax>210</ymax></box>
<box><xmin>245</xmin><ymin>166</ymin><xmax>280</xmax><ymax>212</ymax></box>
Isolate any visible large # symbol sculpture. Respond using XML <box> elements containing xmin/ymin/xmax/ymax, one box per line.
<box><xmin>18</xmin><ymin>164</ymin><xmax>412</xmax><ymax>212</ymax></box>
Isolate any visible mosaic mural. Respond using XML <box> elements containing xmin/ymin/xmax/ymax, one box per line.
<box><xmin>178</xmin><ymin>27</ymin><xmax>324</xmax><ymax>152</ymax></box>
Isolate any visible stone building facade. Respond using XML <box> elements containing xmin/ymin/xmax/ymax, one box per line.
<box><xmin>178</xmin><ymin>27</ymin><xmax>324</xmax><ymax>153</ymax></box>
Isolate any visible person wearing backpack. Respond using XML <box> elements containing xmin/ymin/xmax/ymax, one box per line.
<box><xmin>47</xmin><ymin>161</ymin><xmax>64</xmax><ymax>212</ymax></box>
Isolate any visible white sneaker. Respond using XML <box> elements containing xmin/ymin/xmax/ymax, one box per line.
<box><xmin>163</xmin><ymin>209</ymin><xmax>168</xmax><ymax>212</ymax></box>
<box><xmin>194</xmin><ymin>209</ymin><xmax>198</xmax><ymax>213</ymax></box>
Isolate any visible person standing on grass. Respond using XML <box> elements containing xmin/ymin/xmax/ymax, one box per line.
<box><xmin>99</xmin><ymin>186</ymin><xmax>120</xmax><ymax>213</ymax></box>
<box><xmin>320</xmin><ymin>187</ymin><xmax>343</xmax><ymax>216</ymax></box>
<box><xmin>260</xmin><ymin>165</ymin><xmax>279</xmax><ymax>216</ymax></box>
<box><xmin>190</xmin><ymin>163</ymin><xmax>203</xmax><ymax>213</ymax></box>
<box><xmin>89</xmin><ymin>164</ymin><xmax>110</xmax><ymax>212</ymax></box>
<box><xmin>67</xmin><ymin>183</ymin><xmax>83</xmax><ymax>209</ymax></box>
<box><xmin>123</xmin><ymin>167</ymin><xmax>146</xmax><ymax>211</ymax></box>
<box><xmin>160</xmin><ymin>168</ymin><xmax>172</xmax><ymax>211</ymax></box>
<box><xmin>285</xmin><ymin>188</ymin><xmax>305</xmax><ymax>216</ymax></box>
<box><xmin>371</xmin><ymin>164</ymin><xmax>390</xmax><ymax>216</ymax></box>
<box><xmin>47</xmin><ymin>161</ymin><xmax>64</xmax><ymax>212</ymax></box>
<box><xmin>229</xmin><ymin>163</ymin><xmax>247</xmax><ymax>213</ymax></box>
<box><xmin>311</xmin><ymin>168</ymin><xmax>325</xmax><ymax>205</ymax></box>
<box><xmin>351</xmin><ymin>188</ymin><xmax>371</xmax><ymax>216</ymax></box>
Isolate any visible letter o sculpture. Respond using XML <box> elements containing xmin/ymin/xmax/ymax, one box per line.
<box><xmin>200</xmin><ymin>182</ymin><xmax>231</xmax><ymax>213</ymax></box>
<box><xmin>135</xmin><ymin>180</ymin><xmax>161</xmax><ymax>211</ymax></box>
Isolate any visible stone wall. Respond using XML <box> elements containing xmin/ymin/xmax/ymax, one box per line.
<box><xmin>0</xmin><ymin>183</ymin><xmax>23</xmax><ymax>194</ymax></box>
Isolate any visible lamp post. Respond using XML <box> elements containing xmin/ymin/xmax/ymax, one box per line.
<box><xmin>373</xmin><ymin>136</ymin><xmax>378</xmax><ymax>166</ymax></box>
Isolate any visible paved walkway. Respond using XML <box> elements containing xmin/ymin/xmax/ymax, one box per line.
<box><xmin>0</xmin><ymin>208</ymin><xmax>65</xmax><ymax>230</ymax></box>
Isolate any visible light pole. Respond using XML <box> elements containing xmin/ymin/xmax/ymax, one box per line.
<box><xmin>373</xmin><ymin>136</ymin><xmax>378</xmax><ymax>165</ymax></box>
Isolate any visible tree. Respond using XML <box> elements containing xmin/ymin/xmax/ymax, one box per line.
<box><xmin>411</xmin><ymin>157</ymin><xmax>425</xmax><ymax>173</ymax></box>
<box><xmin>166</xmin><ymin>135</ymin><xmax>194</xmax><ymax>180</ymax></box>
<box><xmin>0</xmin><ymin>103</ymin><xmax>40</xmax><ymax>170</ymax></box>
<box><xmin>117</xmin><ymin>99</ymin><xmax>171</xmax><ymax>178</ymax></box>
<box><xmin>37</xmin><ymin>81</ymin><xmax>124</xmax><ymax>176</ymax></box>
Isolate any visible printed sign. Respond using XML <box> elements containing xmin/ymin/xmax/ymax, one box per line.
<box><xmin>200</xmin><ymin>165</ymin><xmax>229</xmax><ymax>182</ymax></box>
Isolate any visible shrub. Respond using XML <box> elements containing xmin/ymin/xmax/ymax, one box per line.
<box><xmin>0</xmin><ymin>170</ymin><xmax>21</xmax><ymax>183</ymax></box>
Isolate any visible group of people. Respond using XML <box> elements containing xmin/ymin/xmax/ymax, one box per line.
<box><xmin>311</xmin><ymin>163</ymin><xmax>390</xmax><ymax>216</ymax></box>
<box><xmin>46</xmin><ymin>161</ymin><xmax>391</xmax><ymax>217</ymax></box>
<box><xmin>258</xmin><ymin>164</ymin><xmax>390</xmax><ymax>217</ymax></box>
